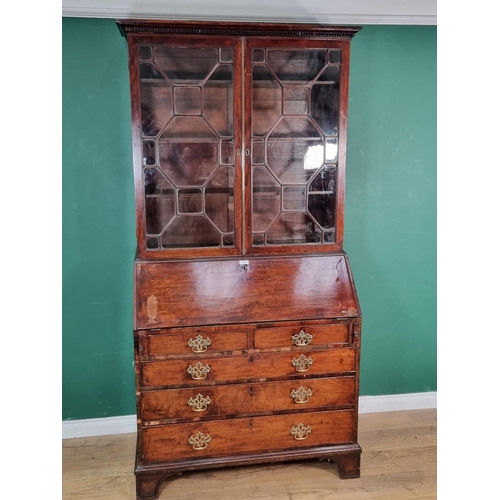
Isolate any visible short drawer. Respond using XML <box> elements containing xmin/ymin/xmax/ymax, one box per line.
<box><xmin>140</xmin><ymin>348</ymin><xmax>356</xmax><ymax>388</ymax></box>
<box><xmin>141</xmin><ymin>376</ymin><xmax>356</xmax><ymax>421</ymax></box>
<box><xmin>254</xmin><ymin>323</ymin><xmax>350</xmax><ymax>350</ymax></box>
<box><xmin>142</xmin><ymin>409</ymin><xmax>355</xmax><ymax>463</ymax></box>
<box><xmin>141</xmin><ymin>327</ymin><xmax>249</xmax><ymax>357</ymax></box>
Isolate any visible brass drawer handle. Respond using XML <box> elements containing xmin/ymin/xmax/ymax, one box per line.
<box><xmin>291</xmin><ymin>329</ymin><xmax>313</xmax><ymax>346</ymax></box>
<box><xmin>188</xmin><ymin>394</ymin><xmax>212</xmax><ymax>412</ymax></box>
<box><xmin>291</xmin><ymin>354</ymin><xmax>313</xmax><ymax>372</ymax></box>
<box><xmin>188</xmin><ymin>334</ymin><xmax>211</xmax><ymax>353</ymax></box>
<box><xmin>188</xmin><ymin>432</ymin><xmax>211</xmax><ymax>450</ymax></box>
<box><xmin>290</xmin><ymin>386</ymin><xmax>313</xmax><ymax>404</ymax></box>
<box><xmin>290</xmin><ymin>423</ymin><xmax>311</xmax><ymax>440</ymax></box>
<box><xmin>187</xmin><ymin>362</ymin><xmax>211</xmax><ymax>380</ymax></box>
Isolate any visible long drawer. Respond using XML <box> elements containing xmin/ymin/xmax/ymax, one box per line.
<box><xmin>142</xmin><ymin>409</ymin><xmax>355</xmax><ymax>463</ymax></box>
<box><xmin>141</xmin><ymin>376</ymin><xmax>355</xmax><ymax>421</ymax></box>
<box><xmin>140</xmin><ymin>348</ymin><xmax>356</xmax><ymax>388</ymax></box>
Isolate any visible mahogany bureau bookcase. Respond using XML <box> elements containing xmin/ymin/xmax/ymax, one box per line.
<box><xmin>117</xmin><ymin>19</ymin><xmax>363</xmax><ymax>500</ymax></box>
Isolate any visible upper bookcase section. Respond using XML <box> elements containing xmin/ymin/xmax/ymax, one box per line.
<box><xmin>118</xmin><ymin>20</ymin><xmax>361</xmax><ymax>260</ymax></box>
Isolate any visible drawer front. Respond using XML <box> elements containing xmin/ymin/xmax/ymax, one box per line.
<box><xmin>140</xmin><ymin>348</ymin><xmax>356</xmax><ymax>388</ymax></box>
<box><xmin>254</xmin><ymin>323</ymin><xmax>350</xmax><ymax>349</ymax></box>
<box><xmin>144</xmin><ymin>328</ymin><xmax>249</xmax><ymax>357</ymax></box>
<box><xmin>142</xmin><ymin>409</ymin><xmax>355</xmax><ymax>463</ymax></box>
<box><xmin>141</xmin><ymin>376</ymin><xmax>355</xmax><ymax>421</ymax></box>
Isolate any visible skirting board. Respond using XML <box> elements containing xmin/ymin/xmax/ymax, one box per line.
<box><xmin>62</xmin><ymin>391</ymin><xmax>436</xmax><ymax>439</ymax></box>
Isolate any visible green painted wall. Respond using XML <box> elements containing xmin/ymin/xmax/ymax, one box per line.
<box><xmin>62</xmin><ymin>19</ymin><xmax>436</xmax><ymax>420</ymax></box>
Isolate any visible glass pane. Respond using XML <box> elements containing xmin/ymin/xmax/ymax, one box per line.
<box><xmin>266</xmin><ymin>213</ymin><xmax>321</xmax><ymax>244</ymax></box>
<box><xmin>138</xmin><ymin>46</ymin><xmax>152</xmax><ymax>61</ymax></box>
<box><xmin>161</xmin><ymin>216</ymin><xmax>220</xmax><ymax>248</ymax></box>
<box><xmin>160</xmin><ymin>116</ymin><xmax>217</xmax><ymax>139</ymax></box>
<box><xmin>143</xmin><ymin>168</ymin><xmax>175</xmax><ymax>235</ymax></box>
<box><xmin>252</xmin><ymin>49</ymin><xmax>266</xmax><ymax>63</ymax></box>
<box><xmin>220</xmin><ymin>140</ymin><xmax>234</xmax><ymax>165</ymax></box>
<box><xmin>178</xmin><ymin>188</ymin><xmax>203</xmax><ymax>213</ymax></box>
<box><xmin>206</xmin><ymin>166</ymin><xmax>235</xmax><ymax>233</ymax></box>
<box><xmin>174</xmin><ymin>87</ymin><xmax>201</xmax><ymax>115</ymax></box>
<box><xmin>223</xmin><ymin>234</ymin><xmax>234</xmax><ymax>246</ymax></box>
<box><xmin>267</xmin><ymin>139</ymin><xmax>322</xmax><ymax>184</ymax></box>
<box><xmin>324</xmin><ymin>231</ymin><xmax>335</xmax><ymax>242</ymax></box>
<box><xmin>311</xmin><ymin>67</ymin><xmax>340</xmax><ymax>136</ymax></box>
<box><xmin>328</xmin><ymin>50</ymin><xmax>341</xmax><ymax>64</ymax></box>
<box><xmin>143</xmin><ymin>140</ymin><xmax>156</xmax><ymax>166</ymax></box>
<box><xmin>308</xmin><ymin>192</ymin><xmax>336</xmax><ymax>229</ymax></box>
<box><xmin>267</xmin><ymin>50</ymin><xmax>326</xmax><ymax>84</ymax></box>
<box><xmin>282</xmin><ymin>186</ymin><xmax>306</xmax><ymax>211</ymax></box>
<box><xmin>145</xmin><ymin>197</ymin><xmax>175</xmax><ymax>235</ymax></box>
<box><xmin>270</xmin><ymin>116</ymin><xmax>320</xmax><ymax>138</ymax></box>
<box><xmin>220</xmin><ymin>48</ymin><xmax>233</xmax><ymax>62</ymax></box>
<box><xmin>252</xmin><ymin>166</ymin><xmax>280</xmax><ymax>232</ymax></box>
<box><xmin>252</xmin><ymin>233</ymin><xmax>265</xmax><ymax>245</ymax></box>
<box><xmin>203</xmin><ymin>65</ymin><xmax>234</xmax><ymax>136</ymax></box>
<box><xmin>250</xmin><ymin>46</ymin><xmax>341</xmax><ymax>249</ymax></box>
<box><xmin>139</xmin><ymin>64</ymin><xmax>173</xmax><ymax>137</ymax></box>
<box><xmin>252</xmin><ymin>140</ymin><xmax>265</xmax><ymax>164</ymax></box>
<box><xmin>139</xmin><ymin>44</ymin><xmax>236</xmax><ymax>252</ymax></box>
<box><xmin>309</xmin><ymin>165</ymin><xmax>336</xmax><ymax>229</ymax></box>
<box><xmin>158</xmin><ymin>141</ymin><xmax>218</xmax><ymax>187</ymax></box>
<box><xmin>155</xmin><ymin>47</ymin><xmax>218</xmax><ymax>84</ymax></box>
<box><xmin>326</xmin><ymin>138</ymin><xmax>338</xmax><ymax>162</ymax></box>
<box><xmin>283</xmin><ymin>87</ymin><xmax>309</xmax><ymax>115</ymax></box>
<box><xmin>252</xmin><ymin>66</ymin><xmax>282</xmax><ymax>136</ymax></box>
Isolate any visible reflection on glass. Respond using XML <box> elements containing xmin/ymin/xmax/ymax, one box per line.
<box><xmin>155</xmin><ymin>47</ymin><xmax>218</xmax><ymax>84</ymax></box>
<box><xmin>161</xmin><ymin>216</ymin><xmax>221</xmax><ymax>248</ymax></box>
<box><xmin>178</xmin><ymin>188</ymin><xmax>203</xmax><ymax>213</ymax></box>
<box><xmin>252</xmin><ymin>166</ymin><xmax>280</xmax><ymax>232</ymax></box>
<box><xmin>251</xmin><ymin>46</ymin><xmax>341</xmax><ymax>246</ymax></box>
<box><xmin>252</xmin><ymin>65</ymin><xmax>282</xmax><ymax>136</ymax></box>
<box><xmin>203</xmin><ymin>65</ymin><xmax>234</xmax><ymax>136</ymax></box>
<box><xmin>303</xmin><ymin>142</ymin><xmax>338</xmax><ymax>170</ymax></box>
<box><xmin>267</xmin><ymin>140</ymin><xmax>321</xmax><ymax>184</ymax></box>
<box><xmin>267</xmin><ymin>213</ymin><xmax>321</xmax><ymax>244</ymax></box>
<box><xmin>268</xmin><ymin>50</ymin><xmax>326</xmax><ymax>83</ymax></box>
<box><xmin>206</xmin><ymin>166</ymin><xmax>235</xmax><ymax>233</ymax></box>
<box><xmin>283</xmin><ymin>87</ymin><xmax>309</xmax><ymax>115</ymax></box>
<box><xmin>174</xmin><ymin>87</ymin><xmax>201</xmax><ymax>115</ymax></box>
<box><xmin>159</xmin><ymin>142</ymin><xmax>218</xmax><ymax>187</ymax></box>
<box><xmin>282</xmin><ymin>186</ymin><xmax>306</xmax><ymax>211</ymax></box>
<box><xmin>139</xmin><ymin>45</ymin><xmax>236</xmax><ymax>250</ymax></box>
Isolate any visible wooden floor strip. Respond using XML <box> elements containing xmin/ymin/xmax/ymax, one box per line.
<box><xmin>62</xmin><ymin>409</ymin><xmax>436</xmax><ymax>500</ymax></box>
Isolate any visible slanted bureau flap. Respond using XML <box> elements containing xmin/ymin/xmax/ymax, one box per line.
<box><xmin>134</xmin><ymin>255</ymin><xmax>360</xmax><ymax>329</ymax></box>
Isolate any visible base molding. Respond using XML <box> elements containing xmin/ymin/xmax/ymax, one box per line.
<box><xmin>135</xmin><ymin>445</ymin><xmax>361</xmax><ymax>499</ymax></box>
<box><xmin>62</xmin><ymin>391</ymin><xmax>436</xmax><ymax>439</ymax></box>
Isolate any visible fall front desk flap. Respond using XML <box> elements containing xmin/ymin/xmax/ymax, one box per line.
<box><xmin>134</xmin><ymin>254</ymin><xmax>360</xmax><ymax>329</ymax></box>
